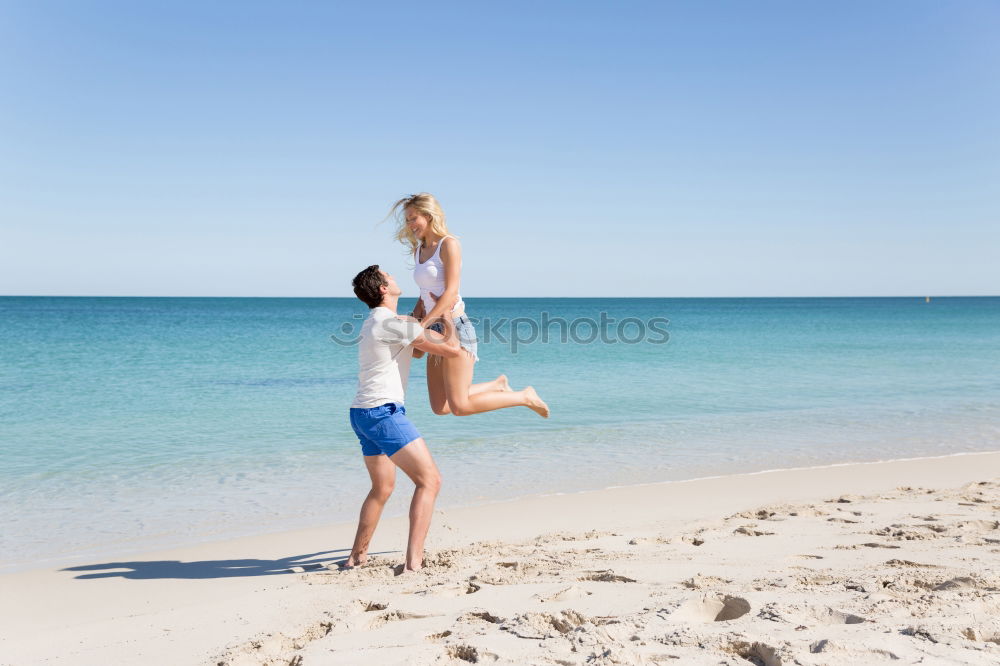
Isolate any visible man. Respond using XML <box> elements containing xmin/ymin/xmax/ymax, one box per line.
<box><xmin>343</xmin><ymin>264</ymin><xmax>462</xmax><ymax>572</ymax></box>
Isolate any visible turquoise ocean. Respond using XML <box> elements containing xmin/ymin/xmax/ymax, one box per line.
<box><xmin>2</xmin><ymin>296</ymin><xmax>998</xmax><ymax>572</ymax></box>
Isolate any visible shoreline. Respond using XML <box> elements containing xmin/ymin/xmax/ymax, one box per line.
<box><xmin>2</xmin><ymin>450</ymin><xmax>999</xmax><ymax>664</ymax></box>
<box><xmin>4</xmin><ymin>449</ymin><xmax>998</xmax><ymax>576</ymax></box>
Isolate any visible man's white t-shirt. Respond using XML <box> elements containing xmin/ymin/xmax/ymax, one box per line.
<box><xmin>351</xmin><ymin>307</ymin><xmax>423</xmax><ymax>408</ymax></box>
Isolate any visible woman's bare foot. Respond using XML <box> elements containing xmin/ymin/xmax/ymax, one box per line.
<box><xmin>496</xmin><ymin>374</ymin><xmax>512</xmax><ymax>392</ymax></box>
<box><xmin>522</xmin><ymin>386</ymin><xmax>550</xmax><ymax>418</ymax></box>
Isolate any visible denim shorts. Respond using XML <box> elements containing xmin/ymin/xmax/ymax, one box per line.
<box><xmin>349</xmin><ymin>402</ymin><xmax>421</xmax><ymax>457</ymax></box>
<box><xmin>428</xmin><ymin>314</ymin><xmax>479</xmax><ymax>362</ymax></box>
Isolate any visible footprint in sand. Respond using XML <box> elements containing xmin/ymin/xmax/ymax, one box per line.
<box><xmin>870</xmin><ymin>525</ymin><xmax>940</xmax><ymax>541</ymax></box>
<box><xmin>533</xmin><ymin>585</ymin><xmax>593</xmax><ymax>602</ymax></box>
<box><xmin>789</xmin><ymin>507</ymin><xmax>829</xmax><ymax>517</ymax></box>
<box><xmin>808</xmin><ymin>606</ymin><xmax>867</xmax><ymax>625</ymax></box>
<box><xmin>444</xmin><ymin>644</ymin><xmax>499</xmax><ymax>663</ymax></box>
<box><xmin>723</xmin><ymin>640</ymin><xmax>783</xmax><ymax>666</ymax></box>
<box><xmin>835</xmin><ymin>542</ymin><xmax>901</xmax><ymax>550</ymax></box>
<box><xmin>932</xmin><ymin>576</ymin><xmax>982</xmax><ymax>592</ymax></box>
<box><xmin>367</xmin><ymin>609</ymin><xmax>438</xmax><ymax>630</ymax></box>
<box><xmin>411</xmin><ymin>581</ymin><xmax>481</xmax><ymax>597</ymax></box>
<box><xmin>680</xmin><ymin>574</ymin><xmax>732</xmax><ymax>589</ymax></box>
<box><xmin>962</xmin><ymin>626</ymin><xmax>1000</xmax><ymax>644</ymax></box>
<box><xmin>536</xmin><ymin>529</ymin><xmax>617</xmax><ymax>543</ymax></box>
<box><xmin>460</xmin><ymin>609</ymin><xmax>504</xmax><ymax>624</ymax></box>
<box><xmin>627</xmin><ymin>536</ymin><xmax>672</xmax><ymax>545</ymax></box>
<box><xmin>671</xmin><ymin>594</ymin><xmax>751</xmax><ymax>622</ymax></box>
<box><xmin>794</xmin><ymin>573</ymin><xmax>838</xmax><ymax>587</ymax></box>
<box><xmin>471</xmin><ymin>561</ymin><xmax>554</xmax><ymax>586</ymax></box>
<box><xmin>884</xmin><ymin>559</ymin><xmax>941</xmax><ymax>569</ymax></box>
<box><xmin>214</xmin><ymin>620</ymin><xmax>333</xmax><ymax>665</ymax></box>
<box><xmin>829</xmin><ymin>494</ymin><xmax>864</xmax><ymax>504</ymax></box>
<box><xmin>809</xmin><ymin>639</ymin><xmax>900</xmax><ymax>661</ymax></box>
<box><xmin>500</xmin><ymin>610</ymin><xmax>588</xmax><ymax>639</ymax></box>
<box><xmin>425</xmin><ymin>630</ymin><xmax>452</xmax><ymax>642</ymax></box>
<box><xmin>733</xmin><ymin>525</ymin><xmax>776</xmax><ymax>536</ymax></box>
<box><xmin>728</xmin><ymin>507</ymin><xmax>786</xmax><ymax>521</ymax></box>
<box><xmin>578</xmin><ymin>570</ymin><xmax>636</xmax><ymax>583</ymax></box>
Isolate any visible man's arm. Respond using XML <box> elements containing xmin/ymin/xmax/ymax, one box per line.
<box><xmin>410</xmin><ymin>298</ymin><xmax>426</xmax><ymax>321</ymax></box>
<box><xmin>408</xmin><ymin>303</ymin><xmax>427</xmax><ymax>358</ymax></box>
<box><xmin>411</xmin><ymin>321</ymin><xmax>463</xmax><ymax>358</ymax></box>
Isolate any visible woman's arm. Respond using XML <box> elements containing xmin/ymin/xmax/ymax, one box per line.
<box><xmin>420</xmin><ymin>236</ymin><xmax>462</xmax><ymax>328</ymax></box>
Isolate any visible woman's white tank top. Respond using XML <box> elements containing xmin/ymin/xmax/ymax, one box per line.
<box><xmin>413</xmin><ymin>235</ymin><xmax>465</xmax><ymax>314</ymax></box>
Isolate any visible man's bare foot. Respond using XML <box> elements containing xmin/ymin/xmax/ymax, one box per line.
<box><xmin>396</xmin><ymin>559</ymin><xmax>424</xmax><ymax>574</ymax></box>
<box><xmin>496</xmin><ymin>374</ymin><xmax>512</xmax><ymax>392</ymax></box>
<box><xmin>340</xmin><ymin>554</ymin><xmax>366</xmax><ymax>569</ymax></box>
<box><xmin>523</xmin><ymin>386</ymin><xmax>550</xmax><ymax>418</ymax></box>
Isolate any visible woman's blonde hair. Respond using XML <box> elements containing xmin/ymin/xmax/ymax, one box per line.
<box><xmin>387</xmin><ymin>193</ymin><xmax>456</xmax><ymax>256</ymax></box>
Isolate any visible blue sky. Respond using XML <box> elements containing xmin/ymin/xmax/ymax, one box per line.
<box><xmin>2</xmin><ymin>1</ymin><xmax>997</xmax><ymax>297</ymax></box>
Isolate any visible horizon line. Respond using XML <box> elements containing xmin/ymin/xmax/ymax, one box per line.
<box><xmin>2</xmin><ymin>294</ymin><xmax>997</xmax><ymax>300</ymax></box>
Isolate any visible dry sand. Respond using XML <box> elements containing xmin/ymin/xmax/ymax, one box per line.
<box><xmin>2</xmin><ymin>452</ymin><xmax>999</xmax><ymax>665</ymax></box>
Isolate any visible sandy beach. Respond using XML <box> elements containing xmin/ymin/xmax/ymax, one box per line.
<box><xmin>5</xmin><ymin>1</ymin><xmax>997</xmax><ymax>663</ymax></box>
<box><xmin>2</xmin><ymin>451</ymin><xmax>998</xmax><ymax>665</ymax></box>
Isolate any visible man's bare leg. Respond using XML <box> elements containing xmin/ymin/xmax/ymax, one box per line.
<box><xmin>345</xmin><ymin>454</ymin><xmax>396</xmax><ymax>567</ymax></box>
<box><xmin>385</xmin><ymin>438</ymin><xmax>441</xmax><ymax>571</ymax></box>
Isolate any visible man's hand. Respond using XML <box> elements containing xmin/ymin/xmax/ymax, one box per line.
<box><xmin>410</xmin><ymin>297</ymin><xmax>427</xmax><ymax>321</ymax></box>
<box><xmin>411</xmin><ymin>315</ymin><xmax>462</xmax><ymax>359</ymax></box>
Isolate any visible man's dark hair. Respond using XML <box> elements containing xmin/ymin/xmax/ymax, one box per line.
<box><xmin>352</xmin><ymin>265</ymin><xmax>387</xmax><ymax>309</ymax></box>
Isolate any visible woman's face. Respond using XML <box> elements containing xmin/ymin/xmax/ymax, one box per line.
<box><xmin>405</xmin><ymin>207</ymin><xmax>431</xmax><ymax>239</ymax></box>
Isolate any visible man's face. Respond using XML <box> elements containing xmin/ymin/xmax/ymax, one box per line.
<box><xmin>379</xmin><ymin>270</ymin><xmax>402</xmax><ymax>297</ymax></box>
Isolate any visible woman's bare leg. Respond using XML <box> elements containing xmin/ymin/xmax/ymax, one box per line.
<box><xmin>428</xmin><ymin>358</ymin><xmax>510</xmax><ymax>415</ymax></box>
<box><xmin>426</xmin><ymin>357</ymin><xmax>450</xmax><ymax>415</ymax></box>
<box><xmin>471</xmin><ymin>374</ymin><xmax>511</xmax><ymax>394</ymax></box>
<box><xmin>442</xmin><ymin>354</ymin><xmax>549</xmax><ymax>417</ymax></box>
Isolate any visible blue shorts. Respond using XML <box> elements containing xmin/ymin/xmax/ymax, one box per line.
<box><xmin>349</xmin><ymin>402</ymin><xmax>421</xmax><ymax>457</ymax></box>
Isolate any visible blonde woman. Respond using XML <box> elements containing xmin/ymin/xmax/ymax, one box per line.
<box><xmin>388</xmin><ymin>193</ymin><xmax>550</xmax><ymax>418</ymax></box>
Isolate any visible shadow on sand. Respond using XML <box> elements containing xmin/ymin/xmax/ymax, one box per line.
<box><xmin>61</xmin><ymin>549</ymin><xmax>398</xmax><ymax>580</ymax></box>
